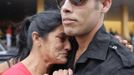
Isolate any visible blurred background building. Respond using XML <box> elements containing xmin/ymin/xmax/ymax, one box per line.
<box><xmin>0</xmin><ymin>0</ymin><xmax>134</xmax><ymax>48</ymax></box>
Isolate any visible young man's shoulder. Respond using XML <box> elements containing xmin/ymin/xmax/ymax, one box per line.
<box><xmin>106</xmin><ymin>37</ymin><xmax>134</xmax><ymax>75</ymax></box>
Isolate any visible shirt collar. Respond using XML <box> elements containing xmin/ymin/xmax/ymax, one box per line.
<box><xmin>77</xmin><ymin>25</ymin><xmax>111</xmax><ymax>63</ymax></box>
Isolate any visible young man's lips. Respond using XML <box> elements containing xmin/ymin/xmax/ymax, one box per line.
<box><xmin>63</xmin><ymin>18</ymin><xmax>77</xmax><ymax>25</ymax></box>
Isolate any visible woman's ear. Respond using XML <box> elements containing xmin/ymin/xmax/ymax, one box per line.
<box><xmin>32</xmin><ymin>31</ymin><xmax>41</xmax><ymax>47</ymax></box>
<box><xmin>101</xmin><ymin>0</ymin><xmax>112</xmax><ymax>13</ymax></box>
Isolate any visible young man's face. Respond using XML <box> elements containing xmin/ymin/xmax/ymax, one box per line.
<box><xmin>58</xmin><ymin>0</ymin><xmax>109</xmax><ymax>36</ymax></box>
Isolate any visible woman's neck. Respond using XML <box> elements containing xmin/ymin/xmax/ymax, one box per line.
<box><xmin>21</xmin><ymin>50</ymin><xmax>51</xmax><ymax>75</ymax></box>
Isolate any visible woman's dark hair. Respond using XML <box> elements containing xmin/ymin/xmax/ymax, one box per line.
<box><xmin>15</xmin><ymin>10</ymin><xmax>62</xmax><ymax>62</ymax></box>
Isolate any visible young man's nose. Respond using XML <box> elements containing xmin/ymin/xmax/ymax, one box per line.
<box><xmin>61</xmin><ymin>0</ymin><xmax>73</xmax><ymax>13</ymax></box>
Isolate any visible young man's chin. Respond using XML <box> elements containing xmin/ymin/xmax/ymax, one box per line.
<box><xmin>64</xmin><ymin>28</ymin><xmax>74</xmax><ymax>36</ymax></box>
<box><xmin>65</xmin><ymin>31</ymin><xmax>75</xmax><ymax>36</ymax></box>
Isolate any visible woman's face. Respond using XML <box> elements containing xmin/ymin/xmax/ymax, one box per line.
<box><xmin>40</xmin><ymin>25</ymin><xmax>71</xmax><ymax>64</ymax></box>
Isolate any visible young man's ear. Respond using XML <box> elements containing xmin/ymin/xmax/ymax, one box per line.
<box><xmin>101</xmin><ymin>0</ymin><xmax>112</xmax><ymax>13</ymax></box>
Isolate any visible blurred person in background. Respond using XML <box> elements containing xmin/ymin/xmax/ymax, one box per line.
<box><xmin>0</xmin><ymin>29</ymin><xmax>3</xmax><ymax>39</ymax></box>
<box><xmin>6</xmin><ymin>25</ymin><xmax>13</xmax><ymax>49</ymax></box>
<box><xmin>131</xmin><ymin>34</ymin><xmax>134</xmax><ymax>47</ymax></box>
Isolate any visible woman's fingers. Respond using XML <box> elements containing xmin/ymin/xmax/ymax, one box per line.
<box><xmin>117</xmin><ymin>38</ymin><xmax>133</xmax><ymax>52</ymax></box>
<box><xmin>121</xmin><ymin>40</ymin><xmax>133</xmax><ymax>52</ymax></box>
<box><xmin>53</xmin><ymin>69</ymin><xmax>73</xmax><ymax>75</ymax></box>
<box><xmin>68</xmin><ymin>68</ymin><xmax>73</xmax><ymax>75</ymax></box>
<box><xmin>126</xmin><ymin>44</ymin><xmax>133</xmax><ymax>52</ymax></box>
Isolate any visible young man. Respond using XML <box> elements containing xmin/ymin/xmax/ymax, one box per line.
<box><xmin>54</xmin><ymin>0</ymin><xmax>134</xmax><ymax>75</ymax></box>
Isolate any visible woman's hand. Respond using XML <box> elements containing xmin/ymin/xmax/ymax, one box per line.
<box><xmin>114</xmin><ymin>35</ymin><xmax>133</xmax><ymax>52</ymax></box>
<box><xmin>120</xmin><ymin>40</ymin><xmax>133</xmax><ymax>52</ymax></box>
<box><xmin>53</xmin><ymin>68</ymin><xmax>73</xmax><ymax>75</ymax></box>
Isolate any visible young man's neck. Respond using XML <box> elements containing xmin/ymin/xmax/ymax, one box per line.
<box><xmin>21</xmin><ymin>49</ymin><xmax>51</xmax><ymax>75</ymax></box>
<box><xmin>74</xmin><ymin>17</ymin><xmax>104</xmax><ymax>63</ymax></box>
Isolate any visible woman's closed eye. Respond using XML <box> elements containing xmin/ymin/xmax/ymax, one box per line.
<box><xmin>57</xmin><ymin>33</ymin><xmax>68</xmax><ymax>42</ymax></box>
